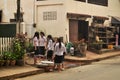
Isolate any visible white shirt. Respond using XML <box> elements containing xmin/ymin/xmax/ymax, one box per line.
<box><xmin>47</xmin><ymin>39</ymin><xmax>54</xmax><ymax>50</ymax></box>
<box><xmin>33</xmin><ymin>37</ymin><xmax>39</xmax><ymax>46</ymax></box>
<box><xmin>54</xmin><ymin>42</ymin><xmax>66</xmax><ymax>56</ymax></box>
<box><xmin>39</xmin><ymin>36</ymin><xmax>47</xmax><ymax>46</ymax></box>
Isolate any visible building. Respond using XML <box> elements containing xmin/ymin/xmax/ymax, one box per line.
<box><xmin>0</xmin><ymin>0</ymin><xmax>120</xmax><ymax>42</ymax></box>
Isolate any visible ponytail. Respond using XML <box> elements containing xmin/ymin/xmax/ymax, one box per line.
<box><xmin>57</xmin><ymin>38</ymin><xmax>61</xmax><ymax>48</ymax></box>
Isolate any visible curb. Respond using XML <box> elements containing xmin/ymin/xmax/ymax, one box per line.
<box><xmin>0</xmin><ymin>68</ymin><xmax>44</xmax><ymax>80</ymax></box>
<box><xmin>1</xmin><ymin>52</ymin><xmax>120</xmax><ymax>80</ymax></box>
<box><xmin>65</xmin><ymin>53</ymin><xmax>120</xmax><ymax>64</ymax></box>
<box><xmin>91</xmin><ymin>53</ymin><xmax>120</xmax><ymax>62</ymax></box>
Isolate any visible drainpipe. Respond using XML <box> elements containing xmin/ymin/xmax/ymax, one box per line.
<box><xmin>33</xmin><ymin>0</ymin><xmax>36</xmax><ymax>28</ymax></box>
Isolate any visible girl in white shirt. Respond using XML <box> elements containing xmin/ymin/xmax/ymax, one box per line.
<box><xmin>33</xmin><ymin>32</ymin><xmax>39</xmax><ymax>64</ymax></box>
<box><xmin>54</xmin><ymin>38</ymin><xmax>66</xmax><ymax>72</ymax></box>
<box><xmin>46</xmin><ymin>35</ymin><xmax>54</xmax><ymax>61</ymax></box>
<box><xmin>39</xmin><ymin>32</ymin><xmax>47</xmax><ymax>56</ymax></box>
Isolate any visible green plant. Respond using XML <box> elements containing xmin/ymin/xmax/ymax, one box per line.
<box><xmin>12</xmin><ymin>33</ymin><xmax>26</xmax><ymax>60</ymax></box>
<box><xmin>3</xmin><ymin>51</ymin><xmax>12</xmax><ymax>60</ymax></box>
<box><xmin>0</xmin><ymin>54</ymin><xmax>3</xmax><ymax>60</ymax></box>
<box><xmin>26</xmin><ymin>43</ymin><xmax>34</xmax><ymax>52</ymax></box>
<box><xmin>10</xmin><ymin>53</ymin><xmax>17</xmax><ymax>60</ymax></box>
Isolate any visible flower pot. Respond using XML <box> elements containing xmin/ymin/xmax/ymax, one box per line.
<box><xmin>16</xmin><ymin>59</ymin><xmax>25</xmax><ymax>66</ymax></box>
<box><xmin>0</xmin><ymin>60</ymin><xmax>5</xmax><ymax>67</ymax></box>
<box><xmin>5</xmin><ymin>60</ymin><xmax>10</xmax><ymax>66</ymax></box>
<box><xmin>10</xmin><ymin>60</ymin><xmax>16</xmax><ymax>66</ymax></box>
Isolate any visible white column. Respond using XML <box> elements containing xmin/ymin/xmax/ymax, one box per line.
<box><xmin>3</xmin><ymin>0</ymin><xmax>9</xmax><ymax>22</ymax></box>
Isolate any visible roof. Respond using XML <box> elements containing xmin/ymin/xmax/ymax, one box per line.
<box><xmin>111</xmin><ymin>16</ymin><xmax>120</xmax><ymax>24</ymax></box>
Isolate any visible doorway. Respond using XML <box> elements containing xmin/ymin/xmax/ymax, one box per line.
<box><xmin>78</xmin><ymin>20</ymin><xmax>88</xmax><ymax>41</ymax></box>
<box><xmin>69</xmin><ymin>19</ymin><xmax>88</xmax><ymax>42</ymax></box>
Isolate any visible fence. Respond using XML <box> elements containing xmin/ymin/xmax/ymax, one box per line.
<box><xmin>0</xmin><ymin>37</ymin><xmax>13</xmax><ymax>54</ymax></box>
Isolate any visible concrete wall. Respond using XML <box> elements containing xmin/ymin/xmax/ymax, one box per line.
<box><xmin>108</xmin><ymin>0</ymin><xmax>120</xmax><ymax>17</ymax></box>
<box><xmin>0</xmin><ymin>0</ymin><xmax>16</xmax><ymax>22</ymax></box>
<box><xmin>0</xmin><ymin>0</ymin><xmax>120</xmax><ymax>40</ymax></box>
<box><xmin>64</xmin><ymin>0</ymin><xmax>120</xmax><ymax>41</ymax></box>
<box><xmin>35</xmin><ymin>0</ymin><xmax>67</xmax><ymax>40</ymax></box>
<box><xmin>0</xmin><ymin>0</ymin><xmax>35</xmax><ymax>38</ymax></box>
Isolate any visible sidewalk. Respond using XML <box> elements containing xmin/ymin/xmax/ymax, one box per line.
<box><xmin>0</xmin><ymin>65</ymin><xmax>44</xmax><ymax>80</ymax></box>
<box><xmin>65</xmin><ymin>51</ymin><xmax>120</xmax><ymax>62</ymax></box>
<box><xmin>0</xmin><ymin>51</ymin><xmax>120</xmax><ymax>80</ymax></box>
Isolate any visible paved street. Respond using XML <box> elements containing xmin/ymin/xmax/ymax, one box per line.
<box><xmin>16</xmin><ymin>56</ymin><xmax>120</xmax><ymax>80</ymax></box>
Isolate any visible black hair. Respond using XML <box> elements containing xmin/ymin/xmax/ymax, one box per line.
<box><xmin>57</xmin><ymin>38</ymin><xmax>62</xmax><ymax>48</ymax></box>
<box><xmin>40</xmin><ymin>31</ymin><xmax>45</xmax><ymax>36</ymax></box>
<box><xmin>47</xmin><ymin>35</ymin><xmax>54</xmax><ymax>42</ymax></box>
<box><xmin>33</xmin><ymin>32</ymin><xmax>39</xmax><ymax>39</ymax></box>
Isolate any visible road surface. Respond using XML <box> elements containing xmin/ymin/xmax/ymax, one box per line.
<box><xmin>16</xmin><ymin>56</ymin><xmax>120</xmax><ymax>80</ymax></box>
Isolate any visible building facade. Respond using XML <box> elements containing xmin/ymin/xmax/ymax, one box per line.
<box><xmin>0</xmin><ymin>0</ymin><xmax>120</xmax><ymax>42</ymax></box>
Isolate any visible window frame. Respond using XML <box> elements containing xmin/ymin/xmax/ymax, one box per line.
<box><xmin>88</xmin><ymin>0</ymin><xmax>108</xmax><ymax>6</ymax></box>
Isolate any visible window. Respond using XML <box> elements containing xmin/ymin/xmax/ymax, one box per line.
<box><xmin>88</xmin><ymin>0</ymin><xmax>108</xmax><ymax>6</ymax></box>
<box><xmin>37</xmin><ymin>0</ymin><xmax>45</xmax><ymax>1</ymax></box>
<box><xmin>75</xmin><ymin>0</ymin><xmax>86</xmax><ymax>2</ymax></box>
<box><xmin>43</xmin><ymin>11</ymin><xmax>57</xmax><ymax>21</ymax></box>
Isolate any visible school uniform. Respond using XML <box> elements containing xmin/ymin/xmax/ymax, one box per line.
<box><xmin>33</xmin><ymin>37</ymin><xmax>39</xmax><ymax>55</ymax></box>
<box><xmin>39</xmin><ymin>36</ymin><xmax>47</xmax><ymax>55</ymax></box>
<box><xmin>54</xmin><ymin>42</ymin><xmax>66</xmax><ymax>64</ymax></box>
<box><xmin>47</xmin><ymin>39</ymin><xmax>54</xmax><ymax>60</ymax></box>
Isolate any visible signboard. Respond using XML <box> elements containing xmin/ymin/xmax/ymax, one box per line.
<box><xmin>0</xmin><ymin>23</ymin><xmax>16</xmax><ymax>37</ymax></box>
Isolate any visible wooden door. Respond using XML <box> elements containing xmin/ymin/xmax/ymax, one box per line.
<box><xmin>69</xmin><ymin>19</ymin><xmax>78</xmax><ymax>42</ymax></box>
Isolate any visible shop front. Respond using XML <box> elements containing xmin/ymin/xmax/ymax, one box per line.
<box><xmin>111</xmin><ymin>16</ymin><xmax>120</xmax><ymax>46</ymax></box>
<box><xmin>67</xmin><ymin>13</ymin><xmax>91</xmax><ymax>42</ymax></box>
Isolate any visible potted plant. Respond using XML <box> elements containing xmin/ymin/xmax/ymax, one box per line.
<box><xmin>0</xmin><ymin>54</ymin><xmax>4</xmax><ymax>67</ymax></box>
<box><xmin>3</xmin><ymin>51</ymin><xmax>11</xmax><ymax>66</ymax></box>
<box><xmin>92</xmin><ymin>40</ymin><xmax>104</xmax><ymax>50</ymax></box>
<box><xmin>12</xmin><ymin>33</ymin><xmax>26</xmax><ymax>66</ymax></box>
<box><xmin>10</xmin><ymin>53</ymin><xmax>17</xmax><ymax>66</ymax></box>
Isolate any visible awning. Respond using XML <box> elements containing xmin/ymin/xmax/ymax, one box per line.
<box><xmin>111</xmin><ymin>16</ymin><xmax>120</xmax><ymax>24</ymax></box>
<box><xmin>67</xmin><ymin>13</ymin><xmax>91</xmax><ymax>20</ymax></box>
<box><xmin>93</xmin><ymin>15</ymin><xmax>109</xmax><ymax>20</ymax></box>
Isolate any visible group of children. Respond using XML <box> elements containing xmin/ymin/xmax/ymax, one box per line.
<box><xmin>33</xmin><ymin>31</ymin><xmax>66</xmax><ymax>72</ymax></box>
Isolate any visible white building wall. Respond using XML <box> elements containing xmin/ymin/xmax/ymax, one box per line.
<box><xmin>0</xmin><ymin>0</ymin><xmax>120</xmax><ymax>40</ymax></box>
<box><xmin>65</xmin><ymin>0</ymin><xmax>108</xmax><ymax>17</ymax></box>
<box><xmin>36</xmin><ymin>0</ymin><xmax>67</xmax><ymax>41</ymax></box>
<box><xmin>0</xmin><ymin>0</ymin><xmax>36</xmax><ymax>38</ymax></box>
<box><xmin>0</xmin><ymin>0</ymin><xmax>16</xmax><ymax>22</ymax></box>
<box><xmin>108</xmin><ymin>0</ymin><xmax>120</xmax><ymax>17</ymax></box>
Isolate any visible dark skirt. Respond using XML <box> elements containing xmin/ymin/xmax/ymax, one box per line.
<box><xmin>34</xmin><ymin>46</ymin><xmax>40</xmax><ymax>55</ymax></box>
<box><xmin>47</xmin><ymin>50</ymin><xmax>53</xmax><ymax>60</ymax></box>
<box><xmin>54</xmin><ymin>55</ymin><xmax>64</xmax><ymax>64</ymax></box>
<box><xmin>39</xmin><ymin>46</ymin><xmax>45</xmax><ymax>55</ymax></box>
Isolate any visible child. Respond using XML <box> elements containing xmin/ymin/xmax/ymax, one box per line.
<box><xmin>53</xmin><ymin>38</ymin><xmax>66</xmax><ymax>72</ymax></box>
<box><xmin>46</xmin><ymin>35</ymin><xmax>54</xmax><ymax>61</ymax></box>
<box><xmin>33</xmin><ymin>32</ymin><xmax>40</xmax><ymax>64</ymax></box>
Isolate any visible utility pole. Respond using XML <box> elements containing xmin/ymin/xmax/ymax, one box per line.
<box><xmin>16</xmin><ymin>0</ymin><xmax>21</xmax><ymax>33</ymax></box>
